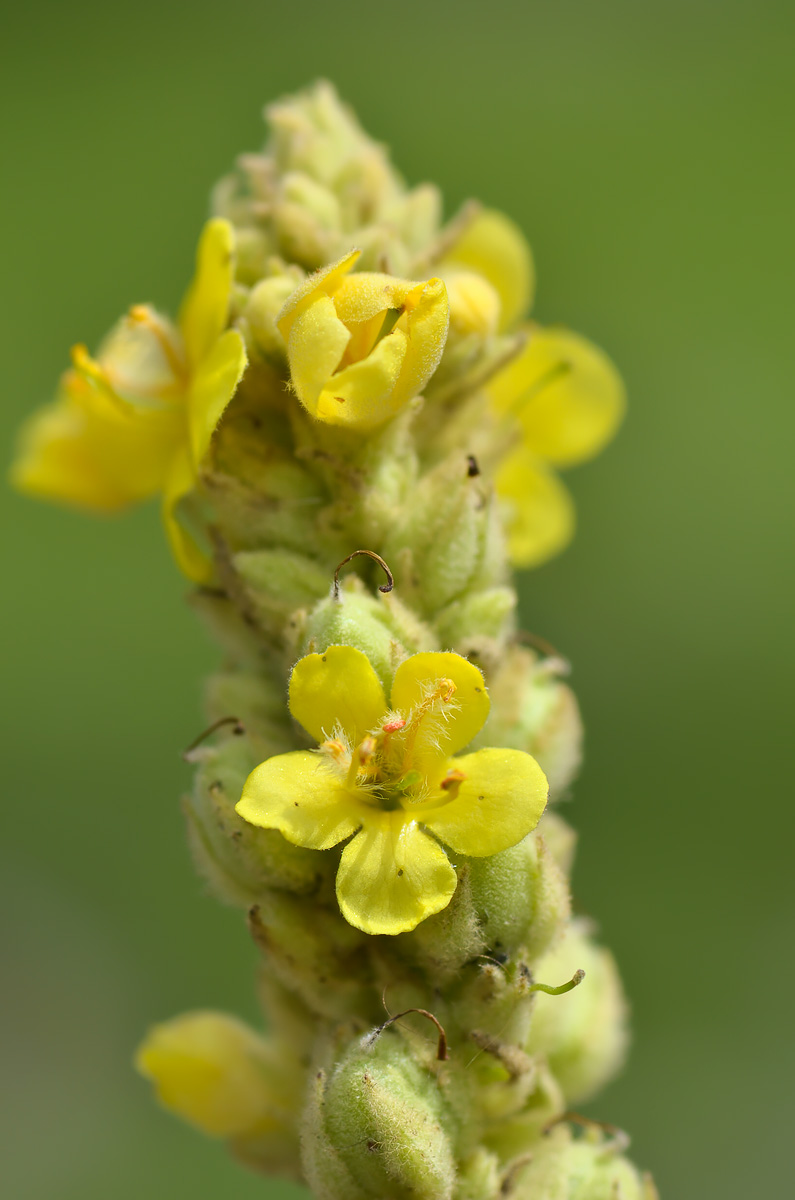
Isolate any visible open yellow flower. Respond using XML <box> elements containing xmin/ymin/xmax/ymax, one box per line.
<box><xmin>236</xmin><ymin>645</ymin><xmax>548</xmax><ymax>935</ymax></box>
<box><xmin>276</xmin><ymin>250</ymin><xmax>449</xmax><ymax>431</ymax></box>
<box><xmin>10</xmin><ymin>218</ymin><xmax>247</xmax><ymax>582</ymax></box>
<box><xmin>490</xmin><ymin>325</ymin><xmax>626</xmax><ymax>568</ymax></box>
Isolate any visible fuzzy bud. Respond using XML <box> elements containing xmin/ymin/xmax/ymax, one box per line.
<box><xmin>245</xmin><ymin>269</ymin><xmax>304</xmax><ymax>362</ymax></box>
<box><xmin>303</xmin><ymin>1031</ymin><xmax>457</xmax><ymax>1200</ymax></box>
<box><xmin>511</xmin><ymin>1124</ymin><xmax>656</xmax><ymax>1200</ymax></box>
<box><xmin>471</xmin><ymin>645</ymin><xmax>583</xmax><ymax>797</ymax></box>
<box><xmin>185</xmin><ymin>737</ymin><xmax>326</xmax><ymax>905</ymax></box>
<box><xmin>525</xmin><ymin>920</ymin><xmax>629</xmax><ymax>1103</ymax></box>
<box><xmin>383</xmin><ymin>454</ymin><xmax>507</xmax><ymax>616</ymax></box>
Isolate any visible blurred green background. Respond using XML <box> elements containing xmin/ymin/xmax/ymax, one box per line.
<box><xmin>1</xmin><ymin>1</ymin><xmax>792</xmax><ymax>1196</ymax></box>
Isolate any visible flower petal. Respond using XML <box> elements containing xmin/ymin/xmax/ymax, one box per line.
<box><xmin>135</xmin><ymin>1010</ymin><xmax>278</xmax><ymax>1139</ymax></box>
<box><xmin>161</xmin><ymin>444</ymin><xmax>213</xmax><ymax>583</ymax></box>
<box><xmin>489</xmin><ymin>326</ymin><xmax>625</xmax><ymax>467</ymax></box>
<box><xmin>422</xmin><ymin>748</ymin><xmax>548</xmax><ymax>856</ymax></box>
<box><xmin>332</xmin><ymin>272</ymin><xmax>415</xmax><ymax>325</ymax></box>
<box><xmin>388</xmin><ymin>277</ymin><xmax>449</xmax><ymax>409</ymax></box>
<box><xmin>390</xmin><ymin>651</ymin><xmax>490</xmax><ymax>762</ymax></box>
<box><xmin>335</xmin><ymin>812</ymin><xmax>457</xmax><ymax>935</ymax></box>
<box><xmin>179</xmin><ymin>218</ymin><xmax>236</xmax><ymax>370</ymax></box>
<box><xmin>283</xmin><ymin>293</ymin><xmax>352</xmax><ymax>415</ymax></box>
<box><xmin>187</xmin><ymin>328</ymin><xmax>247</xmax><ymax>468</ymax></box>
<box><xmin>444</xmin><ymin>208</ymin><xmax>534</xmax><ymax>331</ymax></box>
<box><xmin>11</xmin><ymin>372</ymin><xmax>180</xmax><ymax>511</ymax></box>
<box><xmin>315</xmin><ymin>326</ymin><xmax>407</xmax><ymax>429</ymax></box>
<box><xmin>236</xmin><ymin>750</ymin><xmax>360</xmax><ymax>850</ymax></box>
<box><xmin>288</xmin><ymin>645</ymin><xmax>387</xmax><ymax>745</ymax></box>
<box><xmin>276</xmin><ymin>249</ymin><xmax>360</xmax><ymax>336</ymax></box>
<box><xmin>495</xmin><ymin>449</ymin><xmax>575</xmax><ymax>569</ymax></box>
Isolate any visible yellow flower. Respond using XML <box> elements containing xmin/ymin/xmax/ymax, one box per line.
<box><xmin>276</xmin><ymin>250</ymin><xmax>449</xmax><ymax>431</ymax></box>
<box><xmin>10</xmin><ymin>218</ymin><xmax>247</xmax><ymax>582</ymax></box>
<box><xmin>236</xmin><ymin>645</ymin><xmax>548</xmax><ymax>935</ymax></box>
<box><xmin>490</xmin><ymin>325</ymin><xmax>626</xmax><ymax>568</ymax></box>
<box><xmin>135</xmin><ymin>1010</ymin><xmax>287</xmax><ymax>1139</ymax></box>
<box><xmin>442</xmin><ymin>207</ymin><xmax>535</xmax><ymax>333</ymax></box>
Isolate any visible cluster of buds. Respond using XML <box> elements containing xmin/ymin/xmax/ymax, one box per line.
<box><xmin>12</xmin><ymin>82</ymin><xmax>655</xmax><ymax>1198</ymax></box>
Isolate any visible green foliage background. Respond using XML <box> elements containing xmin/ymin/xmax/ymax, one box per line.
<box><xmin>1</xmin><ymin>1</ymin><xmax>792</xmax><ymax>1196</ymax></box>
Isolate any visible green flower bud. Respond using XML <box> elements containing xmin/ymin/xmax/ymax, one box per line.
<box><xmin>230</xmin><ymin>548</ymin><xmax>331</xmax><ymax>635</ymax></box>
<box><xmin>470</xmin><ymin>646</ymin><xmax>582</xmax><ymax>798</ymax></box>
<box><xmin>245</xmin><ymin>268</ymin><xmax>304</xmax><ymax>362</ymax></box>
<box><xmin>303</xmin><ymin>587</ymin><xmax>404</xmax><ymax>694</ymax></box>
<box><xmin>301</xmin><ymin>1068</ymin><xmax>371</xmax><ymax>1200</ymax></box>
<box><xmin>477</xmin><ymin>1057</ymin><xmax>563</xmax><ymax>1162</ymax></box>
<box><xmin>304</xmin><ymin>1030</ymin><xmax>458</xmax><ymax>1200</ymax></box>
<box><xmin>455</xmin><ymin>1149</ymin><xmax>502</xmax><ymax>1200</ymax></box>
<box><xmin>525</xmin><ymin>921</ymin><xmax>628</xmax><ymax>1104</ymax></box>
<box><xmin>248</xmin><ymin>891</ymin><xmax>376</xmax><ymax>1022</ymax></box>
<box><xmin>204</xmin><ymin>670</ymin><xmax>292</xmax><ymax>757</ymax></box>
<box><xmin>207</xmin><ymin>415</ymin><xmax>327</xmax><ymax>558</ymax></box>
<box><xmin>274</xmin><ymin>173</ymin><xmax>342</xmax><ymax>266</ymax></box>
<box><xmin>466</xmin><ymin>831</ymin><xmax>571</xmax><ymax>963</ymax></box>
<box><xmin>383</xmin><ymin>454</ymin><xmax>507</xmax><ymax>617</ymax></box>
<box><xmin>185</xmin><ymin>736</ymin><xmax>325</xmax><ymax>905</ymax></box>
<box><xmin>510</xmin><ymin>1124</ymin><xmax>656</xmax><ymax>1200</ymax></box>
<box><xmin>302</xmin><ymin>577</ymin><xmax>437</xmax><ymax>692</ymax></box>
<box><xmin>434</xmin><ymin>586</ymin><xmax>516</xmax><ymax>652</ymax></box>
<box><xmin>397</xmin><ymin>831</ymin><xmax>569</xmax><ymax>986</ymax></box>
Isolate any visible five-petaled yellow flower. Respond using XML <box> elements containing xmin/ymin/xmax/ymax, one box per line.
<box><xmin>442</xmin><ymin>208</ymin><xmax>625</xmax><ymax>568</ymax></box>
<box><xmin>277</xmin><ymin>249</ymin><xmax>449</xmax><ymax>431</ymax></box>
<box><xmin>490</xmin><ymin>325</ymin><xmax>626</xmax><ymax>568</ymax></box>
<box><xmin>10</xmin><ymin>218</ymin><xmax>247</xmax><ymax>582</ymax></box>
<box><xmin>236</xmin><ymin>645</ymin><xmax>548</xmax><ymax>935</ymax></box>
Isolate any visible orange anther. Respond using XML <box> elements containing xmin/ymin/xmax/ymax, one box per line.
<box><xmin>440</xmin><ymin>769</ymin><xmax>467</xmax><ymax>790</ymax></box>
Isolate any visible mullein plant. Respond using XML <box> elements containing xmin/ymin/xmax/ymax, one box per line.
<box><xmin>11</xmin><ymin>81</ymin><xmax>657</xmax><ymax>1199</ymax></box>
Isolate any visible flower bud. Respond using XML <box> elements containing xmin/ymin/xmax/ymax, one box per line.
<box><xmin>510</xmin><ymin>1124</ymin><xmax>656</xmax><ymax>1200</ymax></box>
<box><xmin>525</xmin><ymin>921</ymin><xmax>628</xmax><ymax>1103</ymax></box>
<box><xmin>277</xmin><ymin>251</ymin><xmax>449</xmax><ymax>431</ymax></box>
<box><xmin>248</xmin><ymin>892</ymin><xmax>375</xmax><ymax>1022</ymax></box>
<box><xmin>185</xmin><ymin>737</ymin><xmax>326</xmax><ymax>905</ymax></box>
<box><xmin>466</xmin><ymin>830</ymin><xmax>571</xmax><ymax>963</ymax></box>
<box><xmin>434</xmin><ymin>586</ymin><xmax>516</xmax><ymax>651</ymax></box>
<box><xmin>135</xmin><ymin>1011</ymin><xmax>301</xmax><ymax>1166</ymax></box>
<box><xmin>398</xmin><ymin>829</ymin><xmax>569</xmax><ymax>986</ymax></box>
<box><xmin>470</xmin><ymin>645</ymin><xmax>582</xmax><ymax>797</ymax></box>
<box><xmin>383</xmin><ymin>454</ymin><xmax>507</xmax><ymax>616</ymax></box>
<box><xmin>455</xmin><ymin>1149</ymin><xmax>502</xmax><ymax>1200</ymax></box>
<box><xmin>230</xmin><ymin>547</ymin><xmax>331</xmax><ymax>636</ymax></box>
<box><xmin>303</xmin><ymin>588</ymin><xmax>403</xmax><ymax>693</ymax></box>
<box><xmin>442</xmin><ymin>207</ymin><xmax>535</xmax><ymax>332</ymax></box>
<box><xmin>245</xmin><ymin>269</ymin><xmax>304</xmax><ymax>362</ymax></box>
<box><xmin>303</xmin><ymin>1030</ymin><xmax>458</xmax><ymax>1200</ymax></box>
<box><xmin>302</xmin><ymin>580</ymin><xmax>436</xmax><ymax>692</ymax></box>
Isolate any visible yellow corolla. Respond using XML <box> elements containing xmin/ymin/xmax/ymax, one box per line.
<box><xmin>136</xmin><ymin>1010</ymin><xmax>283</xmax><ymax>1139</ymax></box>
<box><xmin>236</xmin><ymin>645</ymin><xmax>548</xmax><ymax>936</ymax></box>
<box><xmin>442</xmin><ymin>207</ymin><xmax>536</xmax><ymax>333</ymax></box>
<box><xmin>10</xmin><ymin>218</ymin><xmax>247</xmax><ymax>582</ymax></box>
<box><xmin>490</xmin><ymin>325</ymin><xmax>626</xmax><ymax>568</ymax></box>
<box><xmin>276</xmin><ymin>250</ymin><xmax>449</xmax><ymax>431</ymax></box>
<box><xmin>440</xmin><ymin>209</ymin><xmax>624</xmax><ymax>569</ymax></box>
